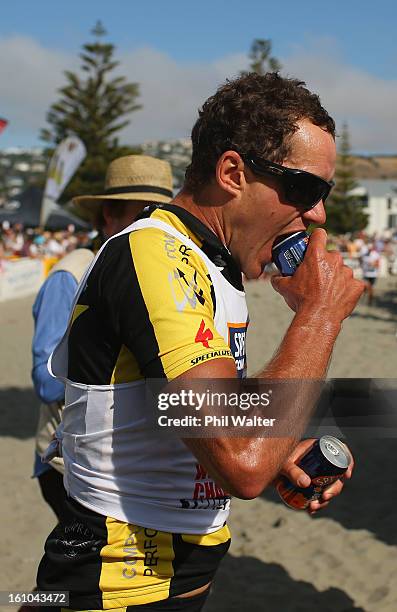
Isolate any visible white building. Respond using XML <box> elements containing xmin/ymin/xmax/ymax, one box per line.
<box><xmin>354</xmin><ymin>180</ymin><xmax>397</xmax><ymax>235</ymax></box>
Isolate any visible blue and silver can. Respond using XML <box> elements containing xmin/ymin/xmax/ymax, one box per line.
<box><xmin>272</xmin><ymin>231</ymin><xmax>309</xmax><ymax>276</ymax></box>
<box><xmin>275</xmin><ymin>436</ymin><xmax>351</xmax><ymax>510</ymax></box>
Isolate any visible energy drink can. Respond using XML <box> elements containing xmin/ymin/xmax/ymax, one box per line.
<box><xmin>275</xmin><ymin>436</ymin><xmax>351</xmax><ymax>510</ymax></box>
<box><xmin>272</xmin><ymin>231</ymin><xmax>309</xmax><ymax>276</ymax></box>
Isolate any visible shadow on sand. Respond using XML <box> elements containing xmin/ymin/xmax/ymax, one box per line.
<box><xmin>261</xmin><ymin>436</ymin><xmax>397</xmax><ymax>548</ymax></box>
<box><xmin>207</xmin><ymin>555</ymin><xmax>365</xmax><ymax>611</ymax></box>
<box><xmin>0</xmin><ymin>387</ymin><xmax>39</xmax><ymax>438</ymax></box>
<box><xmin>351</xmin><ymin>287</ymin><xmax>397</xmax><ymax>323</ymax></box>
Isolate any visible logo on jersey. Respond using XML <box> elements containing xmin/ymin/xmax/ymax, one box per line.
<box><xmin>195</xmin><ymin>319</ymin><xmax>213</xmax><ymax>348</ymax></box>
<box><xmin>168</xmin><ymin>268</ymin><xmax>205</xmax><ymax>312</ymax></box>
<box><xmin>190</xmin><ymin>349</ymin><xmax>232</xmax><ymax>366</ymax></box>
<box><xmin>228</xmin><ymin>323</ymin><xmax>248</xmax><ymax>378</ymax></box>
<box><xmin>179</xmin><ymin>463</ymin><xmax>231</xmax><ymax>511</ymax></box>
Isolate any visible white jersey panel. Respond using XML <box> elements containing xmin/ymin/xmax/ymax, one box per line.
<box><xmin>51</xmin><ymin>217</ymin><xmax>248</xmax><ymax>533</ymax></box>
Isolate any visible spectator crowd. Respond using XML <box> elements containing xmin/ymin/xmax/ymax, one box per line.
<box><xmin>328</xmin><ymin>230</ymin><xmax>397</xmax><ymax>277</ymax></box>
<box><xmin>1</xmin><ymin>220</ymin><xmax>397</xmax><ymax>285</ymax></box>
<box><xmin>0</xmin><ymin>221</ymin><xmax>94</xmax><ymax>263</ymax></box>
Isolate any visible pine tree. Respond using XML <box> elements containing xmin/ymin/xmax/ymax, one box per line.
<box><xmin>41</xmin><ymin>21</ymin><xmax>141</xmax><ymax>202</ymax></box>
<box><xmin>325</xmin><ymin>122</ymin><xmax>368</xmax><ymax>234</ymax></box>
<box><xmin>242</xmin><ymin>39</ymin><xmax>281</xmax><ymax>75</ymax></box>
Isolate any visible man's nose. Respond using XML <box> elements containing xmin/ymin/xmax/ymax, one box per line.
<box><xmin>302</xmin><ymin>200</ymin><xmax>326</xmax><ymax>225</ymax></box>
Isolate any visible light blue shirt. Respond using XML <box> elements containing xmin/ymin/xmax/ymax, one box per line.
<box><xmin>32</xmin><ymin>270</ymin><xmax>77</xmax><ymax>476</ymax></box>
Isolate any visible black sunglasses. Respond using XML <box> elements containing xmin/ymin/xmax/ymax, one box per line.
<box><xmin>241</xmin><ymin>154</ymin><xmax>334</xmax><ymax>211</ymax></box>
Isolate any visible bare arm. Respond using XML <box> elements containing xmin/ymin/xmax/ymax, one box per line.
<box><xmin>174</xmin><ymin>230</ymin><xmax>364</xmax><ymax>499</ymax></box>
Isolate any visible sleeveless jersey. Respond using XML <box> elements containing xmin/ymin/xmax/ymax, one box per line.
<box><xmin>49</xmin><ymin>207</ymin><xmax>248</xmax><ymax>533</ymax></box>
<box><xmin>38</xmin><ymin>206</ymin><xmax>249</xmax><ymax>608</ymax></box>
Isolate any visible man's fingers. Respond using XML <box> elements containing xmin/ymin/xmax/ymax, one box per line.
<box><xmin>321</xmin><ymin>478</ymin><xmax>344</xmax><ymax>500</ymax></box>
<box><xmin>306</xmin><ymin>227</ymin><xmax>328</xmax><ymax>253</ymax></box>
<box><xmin>281</xmin><ymin>463</ymin><xmax>311</xmax><ymax>488</ymax></box>
<box><xmin>308</xmin><ymin>499</ymin><xmax>330</xmax><ymax>514</ymax></box>
<box><xmin>271</xmin><ymin>274</ymin><xmax>288</xmax><ymax>294</ymax></box>
<box><xmin>278</xmin><ymin>439</ymin><xmax>353</xmax><ymax>515</ymax></box>
<box><xmin>341</xmin><ymin>443</ymin><xmax>354</xmax><ymax>477</ymax></box>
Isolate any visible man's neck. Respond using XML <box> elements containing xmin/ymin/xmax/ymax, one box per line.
<box><xmin>172</xmin><ymin>189</ymin><xmax>229</xmax><ymax>247</ymax></box>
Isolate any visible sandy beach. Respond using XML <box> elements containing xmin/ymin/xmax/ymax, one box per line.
<box><xmin>1</xmin><ymin>277</ymin><xmax>397</xmax><ymax>611</ymax></box>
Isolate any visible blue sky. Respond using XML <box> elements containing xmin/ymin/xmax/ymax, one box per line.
<box><xmin>1</xmin><ymin>0</ymin><xmax>396</xmax><ymax>152</ymax></box>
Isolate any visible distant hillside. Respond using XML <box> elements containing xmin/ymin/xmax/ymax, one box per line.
<box><xmin>1</xmin><ymin>144</ymin><xmax>397</xmax><ymax>203</ymax></box>
<box><xmin>141</xmin><ymin>142</ymin><xmax>397</xmax><ymax>184</ymax></box>
<box><xmin>351</xmin><ymin>155</ymin><xmax>397</xmax><ymax>179</ymax></box>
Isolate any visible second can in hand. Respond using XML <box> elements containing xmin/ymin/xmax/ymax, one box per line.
<box><xmin>275</xmin><ymin>436</ymin><xmax>351</xmax><ymax>511</ymax></box>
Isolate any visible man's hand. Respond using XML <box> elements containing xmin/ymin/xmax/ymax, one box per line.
<box><xmin>279</xmin><ymin>438</ymin><xmax>354</xmax><ymax>515</ymax></box>
<box><xmin>177</xmin><ymin>228</ymin><xmax>361</xmax><ymax>498</ymax></box>
<box><xmin>271</xmin><ymin>228</ymin><xmax>365</xmax><ymax>324</ymax></box>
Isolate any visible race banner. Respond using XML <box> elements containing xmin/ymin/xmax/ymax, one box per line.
<box><xmin>40</xmin><ymin>135</ymin><xmax>86</xmax><ymax>226</ymax></box>
<box><xmin>0</xmin><ymin>118</ymin><xmax>8</xmax><ymax>135</ymax></box>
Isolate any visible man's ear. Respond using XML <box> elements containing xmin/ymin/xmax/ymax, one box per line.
<box><xmin>215</xmin><ymin>151</ymin><xmax>245</xmax><ymax>197</ymax></box>
<box><xmin>102</xmin><ymin>202</ymin><xmax>113</xmax><ymax>223</ymax></box>
<box><xmin>102</xmin><ymin>202</ymin><xmax>118</xmax><ymax>236</ymax></box>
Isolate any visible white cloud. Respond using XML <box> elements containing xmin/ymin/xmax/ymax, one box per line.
<box><xmin>0</xmin><ymin>36</ymin><xmax>77</xmax><ymax>134</ymax></box>
<box><xmin>283</xmin><ymin>40</ymin><xmax>397</xmax><ymax>153</ymax></box>
<box><xmin>119</xmin><ymin>47</ymin><xmax>247</xmax><ymax>143</ymax></box>
<box><xmin>0</xmin><ymin>35</ymin><xmax>396</xmax><ymax>153</ymax></box>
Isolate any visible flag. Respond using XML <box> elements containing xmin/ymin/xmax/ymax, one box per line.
<box><xmin>40</xmin><ymin>135</ymin><xmax>86</xmax><ymax>226</ymax></box>
<box><xmin>0</xmin><ymin>118</ymin><xmax>8</xmax><ymax>135</ymax></box>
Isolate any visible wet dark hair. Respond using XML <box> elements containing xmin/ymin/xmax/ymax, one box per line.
<box><xmin>184</xmin><ymin>72</ymin><xmax>335</xmax><ymax>194</ymax></box>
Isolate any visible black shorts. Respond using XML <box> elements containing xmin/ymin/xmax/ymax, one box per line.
<box><xmin>37</xmin><ymin>467</ymin><xmax>70</xmax><ymax>523</ymax></box>
<box><xmin>40</xmin><ymin>588</ymin><xmax>209</xmax><ymax>611</ymax></box>
<box><xmin>37</xmin><ymin>497</ymin><xmax>230</xmax><ymax>610</ymax></box>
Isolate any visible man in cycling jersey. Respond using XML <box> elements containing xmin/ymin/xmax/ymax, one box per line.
<box><xmin>37</xmin><ymin>72</ymin><xmax>364</xmax><ymax>611</ymax></box>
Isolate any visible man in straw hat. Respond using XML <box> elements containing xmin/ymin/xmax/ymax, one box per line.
<box><xmin>72</xmin><ymin>154</ymin><xmax>174</xmax><ymax>228</ymax></box>
<box><xmin>31</xmin><ymin>155</ymin><xmax>173</xmax><ymax>524</ymax></box>
<box><xmin>37</xmin><ymin>73</ymin><xmax>363</xmax><ymax>610</ymax></box>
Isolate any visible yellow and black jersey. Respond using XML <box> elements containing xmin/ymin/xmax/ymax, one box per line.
<box><xmin>38</xmin><ymin>205</ymin><xmax>248</xmax><ymax>609</ymax></box>
<box><xmin>67</xmin><ymin>205</ymin><xmax>243</xmax><ymax>384</ymax></box>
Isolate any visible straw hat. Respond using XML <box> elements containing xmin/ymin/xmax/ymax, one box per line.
<box><xmin>72</xmin><ymin>155</ymin><xmax>173</xmax><ymax>222</ymax></box>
